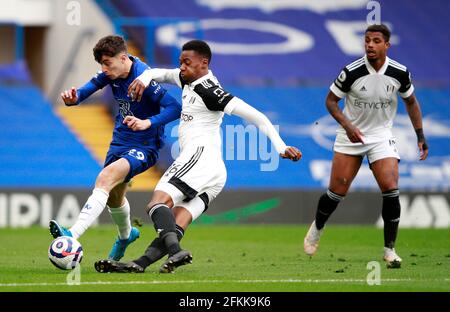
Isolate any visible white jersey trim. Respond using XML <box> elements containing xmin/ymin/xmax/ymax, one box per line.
<box><xmin>399</xmin><ymin>84</ymin><xmax>414</xmax><ymax>99</ymax></box>
<box><xmin>346</xmin><ymin>57</ymin><xmax>364</xmax><ymax>71</ymax></box>
<box><xmin>330</xmin><ymin>83</ymin><xmax>346</xmax><ymax>98</ymax></box>
<box><xmin>388</xmin><ymin>59</ymin><xmax>407</xmax><ymax>71</ymax></box>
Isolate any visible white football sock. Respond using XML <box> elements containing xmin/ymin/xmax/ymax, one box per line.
<box><xmin>70</xmin><ymin>188</ymin><xmax>109</xmax><ymax>239</ymax></box>
<box><xmin>108</xmin><ymin>197</ymin><xmax>131</xmax><ymax>240</ymax></box>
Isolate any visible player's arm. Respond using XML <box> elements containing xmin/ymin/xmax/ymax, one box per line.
<box><xmin>61</xmin><ymin>72</ymin><xmax>109</xmax><ymax>106</ymax></box>
<box><xmin>148</xmin><ymin>91</ymin><xmax>182</xmax><ymax>128</ymax></box>
<box><xmin>128</xmin><ymin>68</ymin><xmax>182</xmax><ymax>102</ymax></box>
<box><xmin>329</xmin><ymin>67</ymin><xmax>365</xmax><ymax>143</ymax></box>
<box><xmin>123</xmin><ymin>87</ymin><xmax>182</xmax><ymax>132</ymax></box>
<box><xmin>398</xmin><ymin>68</ymin><xmax>428</xmax><ymax>160</ymax></box>
<box><xmin>194</xmin><ymin>82</ymin><xmax>300</xmax><ymax>161</ymax></box>
<box><xmin>227</xmin><ymin>98</ymin><xmax>301</xmax><ymax>161</ymax></box>
<box><xmin>326</xmin><ymin>91</ymin><xmax>364</xmax><ymax>144</ymax></box>
<box><xmin>402</xmin><ymin>94</ymin><xmax>428</xmax><ymax>160</ymax></box>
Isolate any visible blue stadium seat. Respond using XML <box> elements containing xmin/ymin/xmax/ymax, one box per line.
<box><xmin>0</xmin><ymin>85</ymin><xmax>100</xmax><ymax>188</ymax></box>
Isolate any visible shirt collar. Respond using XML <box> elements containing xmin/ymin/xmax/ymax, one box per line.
<box><xmin>190</xmin><ymin>70</ymin><xmax>213</xmax><ymax>87</ymax></box>
<box><xmin>364</xmin><ymin>55</ymin><xmax>389</xmax><ymax>75</ymax></box>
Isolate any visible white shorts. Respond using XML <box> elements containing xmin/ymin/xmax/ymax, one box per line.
<box><xmin>155</xmin><ymin>145</ymin><xmax>227</xmax><ymax>220</ymax></box>
<box><xmin>333</xmin><ymin>133</ymin><xmax>400</xmax><ymax>164</ymax></box>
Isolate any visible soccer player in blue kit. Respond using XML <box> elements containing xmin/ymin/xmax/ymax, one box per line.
<box><xmin>49</xmin><ymin>35</ymin><xmax>181</xmax><ymax>261</ymax></box>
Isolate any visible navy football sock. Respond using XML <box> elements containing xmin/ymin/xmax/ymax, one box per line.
<box><xmin>382</xmin><ymin>189</ymin><xmax>401</xmax><ymax>249</ymax></box>
<box><xmin>315</xmin><ymin>190</ymin><xmax>344</xmax><ymax>230</ymax></box>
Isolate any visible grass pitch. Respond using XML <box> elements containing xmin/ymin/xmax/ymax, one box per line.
<box><xmin>0</xmin><ymin>225</ymin><xmax>449</xmax><ymax>292</ymax></box>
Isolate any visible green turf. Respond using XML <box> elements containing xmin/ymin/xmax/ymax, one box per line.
<box><xmin>0</xmin><ymin>225</ymin><xmax>449</xmax><ymax>292</ymax></box>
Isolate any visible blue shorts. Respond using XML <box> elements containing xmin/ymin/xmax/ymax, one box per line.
<box><xmin>104</xmin><ymin>142</ymin><xmax>158</xmax><ymax>183</ymax></box>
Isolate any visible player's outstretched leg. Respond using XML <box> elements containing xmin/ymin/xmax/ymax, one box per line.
<box><xmin>381</xmin><ymin>189</ymin><xmax>401</xmax><ymax>268</ymax></box>
<box><xmin>94</xmin><ymin>259</ymin><xmax>144</xmax><ymax>273</ymax></box>
<box><xmin>147</xmin><ymin>203</ymin><xmax>191</xmax><ymax>273</ymax></box>
<box><xmin>303</xmin><ymin>221</ymin><xmax>323</xmax><ymax>256</ymax></box>
<box><xmin>49</xmin><ymin>220</ymin><xmax>72</xmax><ymax>238</ymax></box>
<box><xmin>159</xmin><ymin>250</ymin><xmax>193</xmax><ymax>273</ymax></box>
<box><xmin>383</xmin><ymin>247</ymin><xmax>402</xmax><ymax>269</ymax></box>
<box><xmin>108</xmin><ymin>227</ymin><xmax>140</xmax><ymax>261</ymax></box>
<box><xmin>304</xmin><ymin>190</ymin><xmax>343</xmax><ymax>256</ymax></box>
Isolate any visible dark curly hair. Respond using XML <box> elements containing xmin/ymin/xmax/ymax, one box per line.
<box><xmin>182</xmin><ymin>40</ymin><xmax>212</xmax><ymax>64</ymax></box>
<box><xmin>93</xmin><ymin>35</ymin><xmax>127</xmax><ymax>63</ymax></box>
<box><xmin>366</xmin><ymin>24</ymin><xmax>391</xmax><ymax>42</ymax></box>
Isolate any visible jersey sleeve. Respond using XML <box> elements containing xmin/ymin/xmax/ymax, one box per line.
<box><xmin>90</xmin><ymin>71</ymin><xmax>110</xmax><ymax>89</ymax></box>
<box><xmin>330</xmin><ymin>67</ymin><xmax>352</xmax><ymax>98</ymax></box>
<box><xmin>144</xmin><ymin>80</ymin><xmax>167</xmax><ymax>103</ymax></box>
<box><xmin>228</xmin><ymin>97</ymin><xmax>287</xmax><ymax>154</ymax></box>
<box><xmin>76</xmin><ymin>71</ymin><xmax>110</xmax><ymax>104</ymax></box>
<box><xmin>148</xmin><ymin>92</ymin><xmax>182</xmax><ymax>127</ymax></box>
<box><xmin>398</xmin><ymin>69</ymin><xmax>414</xmax><ymax>98</ymax></box>
<box><xmin>193</xmin><ymin>80</ymin><xmax>235</xmax><ymax>111</ymax></box>
<box><xmin>142</xmin><ymin>80</ymin><xmax>181</xmax><ymax>127</ymax></box>
<box><xmin>138</xmin><ymin>68</ymin><xmax>184</xmax><ymax>88</ymax></box>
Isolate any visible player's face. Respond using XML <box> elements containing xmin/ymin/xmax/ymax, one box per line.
<box><xmin>365</xmin><ymin>31</ymin><xmax>390</xmax><ymax>61</ymax></box>
<box><xmin>179</xmin><ymin>50</ymin><xmax>209</xmax><ymax>83</ymax></box>
<box><xmin>100</xmin><ymin>54</ymin><xmax>127</xmax><ymax>79</ymax></box>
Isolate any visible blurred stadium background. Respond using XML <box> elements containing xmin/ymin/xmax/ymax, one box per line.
<box><xmin>1</xmin><ymin>0</ymin><xmax>449</xmax><ymax>230</ymax></box>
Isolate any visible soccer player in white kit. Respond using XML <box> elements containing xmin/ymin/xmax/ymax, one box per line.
<box><xmin>95</xmin><ymin>40</ymin><xmax>301</xmax><ymax>273</ymax></box>
<box><xmin>303</xmin><ymin>24</ymin><xmax>429</xmax><ymax>268</ymax></box>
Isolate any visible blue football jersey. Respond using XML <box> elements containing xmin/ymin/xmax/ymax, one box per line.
<box><xmin>76</xmin><ymin>55</ymin><xmax>181</xmax><ymax>149</ymax></box>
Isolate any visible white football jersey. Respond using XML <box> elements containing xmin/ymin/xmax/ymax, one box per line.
<box><xmin>330</xmin><ymin>55</ymin><xmax>414</xmax><ymax>142</ymax></box>
<box><xmin>153</xmin><ymin>69</ymin><xmax>237</xmax><ymax>152</ymax></box>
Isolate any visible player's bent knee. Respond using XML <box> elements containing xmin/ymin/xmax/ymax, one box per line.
<box><xmin>146</xmin><ymin>192</ymin><xmax>174</xmax><ymax>214</ymax></box>
<box><xmin>329</xmin><ymin>178</ymin><xmax>351</xmax><ymax>196</ymax></box>
<box><xmin>95</xmin><ymin>171</ymin><xmax>117</xmax><ymax>191</ymax></box>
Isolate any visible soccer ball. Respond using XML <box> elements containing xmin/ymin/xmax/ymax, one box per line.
<box><xmin>48</xmin><ymin>236</ymin><xmax>83</xmax><ymax>270</ymax></box>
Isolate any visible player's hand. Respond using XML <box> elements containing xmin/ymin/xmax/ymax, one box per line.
<box><xmin>418</xmin><ymin>141</ymin><xmax>429</xmax><ymax>161</ymax></box>
<box><xmin>280</xmin><ymin>146</ymin><xmax>302</xmax><ymax>162</ymax></box>
<box><xmin>344</xmin><ymin>124</ymin><xmax>365</xmax><ymax>144</ymax></box>
<box><xmin>61</xmin><ymin>87</ymin><xmax>78</xmax><ymax>106</ymax></box>
<box><xmin>128</xmin><ymin>79</ymin><xmax>147</xmax><ymax>102</ymax></box>
<box><xmin>123</xmin><ymin>116</ymin><xmax>151</xmax><ymax>131</ymax></box>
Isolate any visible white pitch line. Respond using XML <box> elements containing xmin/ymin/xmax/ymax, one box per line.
<box><xmin>0</xmin><ymin>278</ymin><xmax>448</xmax><ymax>287</ymax></box>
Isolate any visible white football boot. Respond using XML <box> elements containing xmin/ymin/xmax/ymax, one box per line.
<box><xmin>383</xmin><ymin>247</ymin><xmax>402</xmax><ymax>268</ymax></box>
<box><xmin>304</xmin><ymin>221</ymin><xmax>323</xmax><ymax>256</ymax></box>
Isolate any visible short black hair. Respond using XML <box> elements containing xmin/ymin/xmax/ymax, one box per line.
<box><xmin>365</xmin><ymin>24</ymin><xmax>391</xmax><ymax>42</ymax></box>
<box><xmin>93</xmin><ymin>35</ymin><xmax>127</xmax><ymax>63</ymax></box>
<box><xmin>182</xmin><ymin>40</ymin><xmax>212</xmax><ymax>64</ymax></box>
